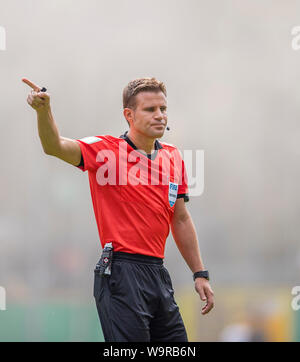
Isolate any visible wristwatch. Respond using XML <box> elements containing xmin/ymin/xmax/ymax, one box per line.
<box><xmin>193</xmin><ymin>270</ymin><xmax>209</xmax><ymax>281</ymax></box>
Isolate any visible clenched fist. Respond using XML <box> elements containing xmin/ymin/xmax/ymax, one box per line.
<box><xmin>22</xmin><ymin>78</ymin><xmax>50</xmax><ymax>111</ymax></box>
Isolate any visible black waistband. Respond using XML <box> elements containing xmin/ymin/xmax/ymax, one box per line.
<box><xmin>112</xmin><ymin>251</ymin><xmax>163</xmax><ymax>265</ymax></box>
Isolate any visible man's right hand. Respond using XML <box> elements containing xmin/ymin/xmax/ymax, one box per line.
<box><xmin>21</xmin><ymin>77</ymin><xmax>82</xmax><ymax>166</ymax></box>
<box><xmin>22</xmin><ymin>78</ymin><xmax>50</xmax><ymax>111</ymax></box>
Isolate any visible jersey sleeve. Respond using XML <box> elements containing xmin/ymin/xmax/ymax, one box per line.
<box><xmin>177</xmin><ymin>158</ymin><xmax>189</xmax><ymax>202</ymax></box>
<box><xmin>75</xmin><ymin>136</ymin><xmax>104</xmax><ymax>172</ymax></box>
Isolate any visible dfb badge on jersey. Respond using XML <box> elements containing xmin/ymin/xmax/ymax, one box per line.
<box><xmin>168</xmin><ymin>182</ymin><xmax>178</xmax><ymax>207</ymax></box>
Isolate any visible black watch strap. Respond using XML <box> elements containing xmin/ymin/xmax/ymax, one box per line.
<box><xmin>193</xmin><ymin>270</ymin><xmax>209</xmax><ymax>281</ymax></box>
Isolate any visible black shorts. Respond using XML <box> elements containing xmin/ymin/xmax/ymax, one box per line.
<box><xmin>93</xmin><ymin>251</ymin><xmax>188</xmax><ymax>342</ymax></box>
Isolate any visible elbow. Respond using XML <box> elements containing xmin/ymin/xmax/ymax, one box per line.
<box><xmin>42</xmin><ymin>142</ymin><xmax>61</xmax><ymax>156</ymax></box>
<box><xmin>43</xmin><ymin>147</ymin><xmax>54</xmax><ymax>156</ymax></box>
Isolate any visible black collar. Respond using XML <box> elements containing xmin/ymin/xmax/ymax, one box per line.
<box><xmin>119</xmin><ymin>131</ymin><xmax>163</xmax><ymax>160</ymax></box>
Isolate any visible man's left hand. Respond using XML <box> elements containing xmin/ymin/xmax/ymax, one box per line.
<box><xmin>194</xmin><ymin>278</ymin><xmax>214</xmax><ymax>315</ymax></box>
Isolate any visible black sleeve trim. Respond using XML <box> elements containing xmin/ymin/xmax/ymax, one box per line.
<box><xmin>76</xmin><ymin>153</ymin><xmax>84</xmax><ymax>168</ymax></box>
<box><xmin>177</xmin><ymin>194</ymin><xmax>189</xmax><ymax>202</ymax></box>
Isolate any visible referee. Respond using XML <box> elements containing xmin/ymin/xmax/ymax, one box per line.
<box><xmin>22</xmin><ymin>77</ymin><xmax>214</xmax><ymax>342</ymax></box>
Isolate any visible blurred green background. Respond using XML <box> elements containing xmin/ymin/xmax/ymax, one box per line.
<box><xmin>0</xmin><ymin>285</ymin><xmax>299</xmax><ymax>341</ymax></box>
<box><xmin>0</xmin><ymin>302</ymin><xmax>103</xmax><ymax>342</ymax></box>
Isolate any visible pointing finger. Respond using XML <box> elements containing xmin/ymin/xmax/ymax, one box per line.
<box><xmin>22</xmin><ymin>78</ymin><xmax>40</xmax><ymax>92</ymax></box>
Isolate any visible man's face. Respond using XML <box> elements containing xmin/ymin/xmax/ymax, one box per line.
<box><xmin>126</xmin><ymin>91</ymin><xmax>168</xmax><ymax>138</ymax></box>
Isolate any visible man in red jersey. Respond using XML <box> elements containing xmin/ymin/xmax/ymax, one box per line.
<box><xmin>22</xmin><ymin>77</ymin><xmax>214</xmax><ymax>342</ymax></box>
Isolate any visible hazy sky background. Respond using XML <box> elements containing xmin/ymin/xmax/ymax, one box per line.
<box><xmin>0</xmin><ymin>0</ymin><xmax>300</xmax><ymax>340</ymax></box>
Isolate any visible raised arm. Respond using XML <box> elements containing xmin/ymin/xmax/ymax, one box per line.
<box><xmin>22</xmin><ymin>78</ymin><xmax>81</xmax><ymax>166</ymax></box>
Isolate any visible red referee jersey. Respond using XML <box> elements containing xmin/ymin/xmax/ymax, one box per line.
<box><xmin>76</xmin><ymin>132</ymin><xmax>189</xmax><ymax>258</ymax></box>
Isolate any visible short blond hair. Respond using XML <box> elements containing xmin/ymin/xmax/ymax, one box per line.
<box><xmin>123</xmin><ymin>77</ymin><xmax>167</xmax><ymax>110</ymax></box>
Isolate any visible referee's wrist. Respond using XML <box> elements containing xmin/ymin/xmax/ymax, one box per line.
<box><xmin>193</xmin><ymin>270</ymin><xmax>209</xmax><ymax>281</ymax></box>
